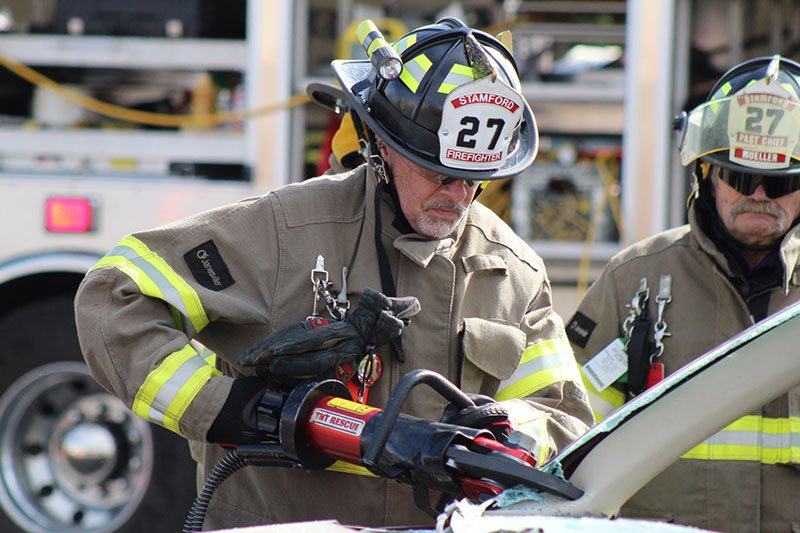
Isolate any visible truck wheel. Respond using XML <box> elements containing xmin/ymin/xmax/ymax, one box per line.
<box><xmin>0</xmin><ymin>296</ymin><xmax>197</xmax><ymax>532</ymax></box>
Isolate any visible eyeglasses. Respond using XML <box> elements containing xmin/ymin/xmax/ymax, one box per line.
<box><xmin>419</xmin><ymin>173</ymin><xmax>479</xmax><ymax>188</ymax></box>
<box><xmin>717</xmin><ymin>167</ymin><xmax>800</xmax><ymax>199</ymax></box>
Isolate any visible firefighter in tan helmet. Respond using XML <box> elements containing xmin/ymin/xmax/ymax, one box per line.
<box><xmin>568</xmin><ymin>55</ymin><xmax>800</xmax><ymax>531</ymax></box>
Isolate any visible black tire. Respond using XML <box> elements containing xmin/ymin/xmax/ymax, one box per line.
<box><xmin>0</xmin><ymin>296</ymin><xmax>197</xmax><ymax>532</ymax></box>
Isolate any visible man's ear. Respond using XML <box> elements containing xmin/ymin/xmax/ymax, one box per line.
<box><xmin>375</xmin><ymin>136</ymin><xmax>388</xmax><ymax>159</ymax></box>
<box><xmin>707</xmin><ymin>166</ymin><xmax>718</xmax><ymax>196</ymax></box>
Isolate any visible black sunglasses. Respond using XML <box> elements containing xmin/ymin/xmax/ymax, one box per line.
<box><xmin>717</xmin><ymin>168</ymin><xmax>800</xmax><ymax>199</ymax></box>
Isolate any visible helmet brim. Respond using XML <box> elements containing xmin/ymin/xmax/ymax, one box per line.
<box><xmin>331</xmin><ymin>59</ymin><xmax>538</xmax><ymax>180</ymax></box>
<box><xmin>679</xmin><ymin>94</ymin><xmax>800</xmax><ymax>175</ymax></box>
<box><xmin>306</xmin><ymin>82</ymin><xmax>348</xmax><ymax>113</ymax></box>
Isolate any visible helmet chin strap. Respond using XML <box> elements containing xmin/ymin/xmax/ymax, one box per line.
<box><xmin>366</xmin><ymin>129</ymin><xmax>408</xmax><ymax>362</ymax></box>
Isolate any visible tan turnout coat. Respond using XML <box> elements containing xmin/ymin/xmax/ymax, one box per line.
<box><xmin>76</xmin><ymin>165</ymin><xmax>592</xmax><ymax>530</ymax></box>
<box><xmin>569</xmin><ymin>200</ymin><xmax>800</xmax><ymax>532</ymax></box>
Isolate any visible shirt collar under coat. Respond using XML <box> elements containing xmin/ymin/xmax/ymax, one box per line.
<box><xmin>364</xmin><ymin>163</ymin><xmax>468</xmax><ymax>268</ymax></box>
<box><xmin>688</xmin><ymin>197</ymin><xmax>800</xmax><ymax>294</ymax></box>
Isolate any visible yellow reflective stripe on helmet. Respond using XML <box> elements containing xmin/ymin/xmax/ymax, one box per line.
<box><xmin>438</xmin><ymin>63</ymin><xmax>475</xmax><ymax>94</ymax></box>
<box><xmin>580</xmin><ymin>369</ymin><xmax>625</xmax><ymax>421</ymax></box>
<box><xmin>781</xmin><ymin>82</ymin><xmax>799</xmax><ymax>100</ymax></box>
<box><xmin>93</xmin><ymin>235</ymin><xmax>209</xmax><ymax>336</ymax></box>
<box><xmin>132</xmin><ymin>344</ymin><xmax>222</xmax><ymax>435</ymax></box>
<box><xmin>682</xmin><ymin>415</ymin><xmax>800</xmax><ymax>464</ymax></box>
<box><xmin>392</xmin><ymin>33</ymin><xmax>417</xmax><ymax>56</ymax></box>
<box><xmin>326</xmin><ymin>461</ymin><xmax>378</xmax><ymax>477</ymax></box>
<box><xmin>398</xmin><ymin>53</ymin><xmax>431</xmax><ymax>93</ymax></box>
<box><xmin>494</xmin><ymin>338</ymin><xmax>581</xmax><ymax>401</ymax></box>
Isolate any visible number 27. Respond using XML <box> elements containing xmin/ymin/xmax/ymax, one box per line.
<box><xmin>745</xmin><ymin>106</ymin><xmax>784</xmax><ymax>134</ymax></box>
<box><xmin>456</xmin><ymin>116</ymin><xmax>506</xmax><ymax>150</ymax></box>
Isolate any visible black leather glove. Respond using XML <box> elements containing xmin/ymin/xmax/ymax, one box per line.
<box><xmin>207</xmin><ymin>377</ymin><xmax>270</xmax><ymax>445</ymax></box>
<box><xmin>236</xmin><ymin>288</ymin><xmax>418</xmax><ymax>381</ymax></box>
<box><xmin>439</xmin><ymin>393</ymin><xmax>512</xmax><ymax>442</ymax></box>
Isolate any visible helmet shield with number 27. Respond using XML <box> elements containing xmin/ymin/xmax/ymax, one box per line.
<box><xmin>678</xmin><ymin>55</ymin><xmax>800</xmax><ymax>176</ymax></box>
<box><xmin>331</xmin><ymin>17</ymin><xmax>538</xmax><ymax>181</ymax></box>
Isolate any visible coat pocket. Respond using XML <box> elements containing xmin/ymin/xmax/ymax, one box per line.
<box><xmin>461</xmin><ymin>254</ymin><xmax>509</xmax><ymax>275</ymax></box>
<box><xmin>461</xmin><ymin>317</ymin><xmax>525</xmax><ymax>396</ymax></box>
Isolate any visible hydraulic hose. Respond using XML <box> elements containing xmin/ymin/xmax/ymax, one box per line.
<box><xmin>182</xmin><ymin>449</ymin><xmax>248</xmax><ymax>533</ymax></box>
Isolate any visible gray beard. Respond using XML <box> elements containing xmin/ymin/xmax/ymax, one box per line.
<box><xmin>416</xmin><ymin>201</ymin><xmax>467</xmax><ymax>239</ymax></box>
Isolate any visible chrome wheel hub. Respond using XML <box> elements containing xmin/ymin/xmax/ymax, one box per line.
<box><xmin>0</xmin><ymin>362</ymin><xmax>153</xmax><ymax>532</ymax></box>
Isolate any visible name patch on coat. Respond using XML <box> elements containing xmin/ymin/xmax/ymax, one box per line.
<box><xmin>566</xmin><ymin>311</ymin><xmax>596</xmax><ymax>348</ymax></box>
<box><xmin>184</xmin><ymin>239</ymin><xmax>235</xmax><ymax>291</ymax></box>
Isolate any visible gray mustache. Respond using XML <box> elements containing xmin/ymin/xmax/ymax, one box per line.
<box><xmin>729</xmin><ymin>200</ymin><xmax>783</xmax><ymax>219</ymax></box>
<box><xmin>424</xmin><ymin>200</ymin><xmax>466</xmax><ymax>215</ymax></box>
<box><xmin>729</xmin><ymin>199</ymin><xmax>786</xmax><ymax>231</ymax></box>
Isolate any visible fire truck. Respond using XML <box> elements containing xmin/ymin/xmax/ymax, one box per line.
<box><xmin>0</xmin><ymin>0</ymin><xmax>795</xmax><ymax>532</ymax></box>
<box><xmin>0</xmin><ymin>2</ymin><xmax>292</xmax><ymax>531</ymax></box>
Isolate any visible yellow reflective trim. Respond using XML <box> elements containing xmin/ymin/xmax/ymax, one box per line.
<box><xmin>534</xmin><ymin>418</ymin><xmax>550</xmax><ymax>462</ymax></box>
<box><xmin>450</xmin><ymin>63</ymin><xmax>474</xmax><ymax>77</ymax></box>
<box><xmin>494</xmin><ymin>338</ymin><xmax>579</xmax><ymax>401</ymax></box>
<box><xmin>520</xmin><ymin>416</ymin><xmax>550</xmax><ymax>462</ymax></box>
<box><xmin>580</xmin><ymin>370</ymin><xmax>624</xmax><ymax>421</ymax></box>
<box><xmin>438</xmin><ymin>63</ymin><xmax>476</xmax><ymax>94</ymax></box>
<box><xmin>356</xmin><ymin>21</ymin><xmax>390</xmax><ymax>57</ymax></box>
<box><xmin>398</xmin><ymin>54</ymin><xmax>432</xmax><ymax>93</ymax></box>
<box><xmin>682</xmin><ymin>415</ymin><xmax>800</xmax><ymax>464</ymax></box>
<box><xmin>520</xmin><ymin>338</ymin><xmax>570</xmax><ymax>364</ymax></box>
<box><xmin>399</xmin><ymin>69</ymin><xmax>417</xmax><ymax>92</ymax></box>
<box><xmin>326</xmin><ymin>461</ymin><xmax>377</xmax><ymax>477</ymax></box>
<box><xmin>682</xmin><ymin>443</ymin><xmax>758</xmax><ymax>461</ymax></box>
<box><xmin>418</xmin><ymin>55</ymin><xmax>432</xmax><ymax>71</ymax></box>
<box><xmin>132</xmin><ymin>345</ymin><xmax>197</xmax><ymax>424</ymax></box>
<box><xmin>170</xmin><ymin>307</ymin><xmax>184</xmax><ymax>332</ymax></box>
<box><xmin>392</xmin><ymin>34</ymin><xmax>417</xmax><ymax>56</ymax></box>
<box><xmin>781</xmin><ymin>82</ymin><xmax>799</xmax><ymax>100</ymax></box>
<box><xmin>162</xmin><ymin>363</ymin><xmax>221</xmax><ymax>434</ymax></box>
<box><xmin>200</xmin><ymin>346</ymin><xmax>217</xmax><ymax>366</ymax></box>
<box><xmin>119</xmin><ymin>236</ymin><xmax>209</xmax><ymax>332</ymax></box>
<box><xmin>504</xmin><ymin>403</ymin><xmax>552</xmax><ymax>462</ymax></box>
<box><xmin>93</xmin><ymin>254</ymin><xmax>164</xmax><ymax>300</ymax></box>
<box><xmin>94</xmin><ymin>235</ymin><xmax>209</xmax><ymax>333</ymax></box>
<box><xmin>367</xmin><ymin>38</ymin><xmax>388</xmax><ymax>56</ymax></box>
<box><xmin>133</xmin><ymin>345</ymin><xmax>221</xmax><ymax>435</ymax></box>
<box><xmin>356</xmin><ymin>20</ymin><xmax>377</xmax><ymax>46</ymax></box>
<box><xmin>718</xmin><ymin>81</ymin><xmax>732</xmax><ymax>96</ymax></box>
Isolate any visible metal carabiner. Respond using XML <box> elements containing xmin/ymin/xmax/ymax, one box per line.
<box><xmin>333</xmin><ymin>266</ymin><xmax>351</xmax><ymax>319</ymax></box>
<box><xmin>310</xmin><ymin>255</ymin><xmax>329</xmax><ymax>287</ymax></box>
<box><xmin>623</xmin><ymin>278</ymin><xmax>649</xmax><ymax>339</ymax></box>
<box><xmin>308</xmin><ymin>255</ymin><xmax>329</xmax><ymax>321</ymax></box>
<box><xmin>651</xmin><ymin>275</ymin><xmax>672</xmax><ymax>361</ymax></box>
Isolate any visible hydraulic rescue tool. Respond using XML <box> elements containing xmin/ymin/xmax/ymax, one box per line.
<box><xmin>182</xmin><ymin>369</ymin><xmax>583</xmax><ymax>532</ymax></box>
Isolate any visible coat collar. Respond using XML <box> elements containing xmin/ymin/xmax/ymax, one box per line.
<box><xmin>688</xmin><ymin>199</ymin><xmax>800</xmax><ymax>293</ymax></box>
<box><xmin>364</xmin><ymin>163</ymin><xmax>467</xmax><ymax>268</ymax></box>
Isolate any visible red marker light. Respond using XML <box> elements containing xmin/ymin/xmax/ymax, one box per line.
<box><xmin>45</xmin><ymin>197</ymin><xmax>94</xmax><ymax>233</ymax></box>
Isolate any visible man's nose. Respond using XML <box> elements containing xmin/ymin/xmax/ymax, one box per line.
<box><xmin>439</xmin><ymin>179</ymin><xmax>474</xmax><ymax>200</ymax></box>
<box><xmin>749</xmin><ymin>183</ymin><xmax>770</xmax><ymax>200</ymax></box>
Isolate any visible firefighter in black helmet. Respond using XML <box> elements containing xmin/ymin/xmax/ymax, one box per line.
<box><xmin>75</xmin><ymin>17</ymin><xmax>592</xmax><ymax>530</ymax></box>
<box><xmin>331</xmin><ymin>17</ymin><xmax>538</xmax><ymax>180</ymax></box>
<box><xmin>568</xmin><ymin>55</ymin><xmax>800</xmax><ymax>531</ymax></box>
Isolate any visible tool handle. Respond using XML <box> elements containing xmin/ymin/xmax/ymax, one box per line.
<box><xmin>362</xmin><ymin>369</ymin><xmax>474</xmax><ymax>470</ymax></box>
